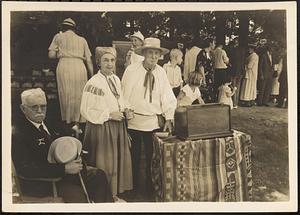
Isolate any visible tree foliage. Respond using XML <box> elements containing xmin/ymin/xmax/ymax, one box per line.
<box><xmin>11</xmin><ymin>10</ymin><xmax>286</xmax><ymax>74</ymax></box>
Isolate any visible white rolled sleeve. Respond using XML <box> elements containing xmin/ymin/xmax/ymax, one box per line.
<box><xmin>80</xmin><ymin>87</ymin><xmax>110</xmax><ymax>125</ymax></box>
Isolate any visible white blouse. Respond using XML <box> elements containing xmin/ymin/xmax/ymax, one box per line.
<box><xmin>130</xmin><ymin>52</ymin><xmax>144</xmax><ymax>65</ymax></box>
<box><xmin>163</xmin><ymin>62</ymin><xmax>183</xmax><ymax>88</ymax></box>
<box><xmin>80</xmin><ymin>72</ymin><xmax>125</xmax><ymax>124</ymax></box>
<box><xmin>121</xmin><ymin>62</ymin><xmax>177</xmax><ymax>131</ymax></box>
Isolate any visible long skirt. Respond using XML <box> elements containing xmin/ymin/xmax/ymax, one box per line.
<box><xmin>240</xmin><ymin>78</ymin><xmax>257</xmax><ymax>101</ymax></box>
<box><xmin>271</xmin><ymin>77</ymin><xmax>280</xmax><ymax>95</ymax></box>
<box><xmin>56</xmin><ymin>58</ymin><xmax>87</xmax><ymax>123</ymax></box>
<box><xmin>83</xmin><ymin>120</ymin><xmax>133</xmax><ymax>196</ymax></box>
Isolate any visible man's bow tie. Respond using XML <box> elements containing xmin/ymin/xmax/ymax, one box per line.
<box><xmin>37</xmin><ymin>138</ymin><xmax>46</xmax><ymax>146</ymax></box>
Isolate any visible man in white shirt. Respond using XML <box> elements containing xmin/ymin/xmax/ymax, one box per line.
<box><xmin>122</xmin><ymin>38</ymin><xmax>177</xmax><ymax>198</ymax></box>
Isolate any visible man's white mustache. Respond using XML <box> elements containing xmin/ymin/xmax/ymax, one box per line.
<box><xmin>35</xmin><ymin>114</ymin><xmax>45</xmax><ymax>117</ymax></box>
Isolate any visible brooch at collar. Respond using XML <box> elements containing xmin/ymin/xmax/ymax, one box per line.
<box><xmin>37</xmin><ymin>138</ymin><xmax>46</xmax><ymax>146</ymax></box>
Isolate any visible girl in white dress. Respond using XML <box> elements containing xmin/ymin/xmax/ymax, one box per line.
<box><xmin>177</xmin><ymin>71</ymin><xmax>205</xmax><ymax>107</ymax></box>
<box><xmin>218</xmin><ymin>75</ymin><xmax>237</xmax><ymax>109</ymax></box>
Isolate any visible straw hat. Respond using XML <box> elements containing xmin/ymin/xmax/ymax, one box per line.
<box><xmin>135</xmin><ymin>37</ymin><xmax>169</xmax><ymax>55</ymax></box>
<box><xmin>62</xmin><ymin>18</ymin><xmax>76</xmax><ymax>27</ymax></box>
<box><xmin>47</xmin><ymin>136</ymin><xmax>82</xmax><ymax>164</ymax></box>
<box><xmin>130</xmin><ymin>31</ymin><xmax>144</xmax><ymax>43</ymax></box>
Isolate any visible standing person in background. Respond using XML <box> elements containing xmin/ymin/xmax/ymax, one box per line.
<box><xmin>218</xmin><ymin>74</ymin><xmax>237</xmax><ymax>110</ymax></box>
<box><xmin>195</xmin><ymin>38</ymin><xmax>216</xmax><ymax>103</ymax></box>
<box><xmin>240</xmin><ymin>44</ymin><xmax>259</xmax><ymax>107</ymax></box>
<box><xmin>277</xmin><ymin>50</ymin><xmax>288</xmax><ymax>108</ymax></box>
<box><xmin>183</xmin><ymin>40</ymin><xmax>201</xmax><ymax>83</ymax></box>
<box><xmin>270</xmin><ymin>49</ymin><xmax>284</xmax><ymax>104</ymax></box>
<box><xmin>227</xmin><ymin>38</ymin><xmax>246</xmax><ymax>108</ymax></box>
<box><xmin>124</xmin><ymin>31</ymin><xmax>144</xmax><ymax>68</ymax></box>
<box><xmin>163</xmin><ymin>49</ymin><xmax>184</xmax><ymax>97</ymax></box>
<box><xmin>80</xmin><ymin>47</ymin><xmax>132</xmax><ymax>202</ymax></box>
<box><xmin>122</xmin><ymin>38</ymin><xmax>177</xmax><ymax>200</ymax></box>
<box><xmin>48</xmin><ymin>18</ymin><xmax>93</xmax><ymax>134</ymax></box>
<box><xmin>257</xmin><ymin>45</ymin><xmax>274</xmax><ymax>106</ymax></box>
<box><xmin>213</xmin><ymin>42</ymin><xmax>230</xmax><ymax>102</ymax></box>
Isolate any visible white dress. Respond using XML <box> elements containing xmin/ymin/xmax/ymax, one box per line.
<box><xmin>48</xmin><ymin>30</ymin><xmax>92</xmax><ymax>123</ymax></box>
<box><xmin>271</xmin><ymin>59</ymin><xmax>283</xmax><ymax>95</ymax></box>
<box><xmin>240</xmin><ymin>52</ymin><xmax>259</xmax><ymax>101</ymax></box>
<box><xmin>178</xmin><ymin>84</ymin><xmax>201</xmax><ymax>106</ymax></box>
<box><xmin>218</xmin><ymin>85</ymin><xmax>233</xmax><ymax>109</ymax></box>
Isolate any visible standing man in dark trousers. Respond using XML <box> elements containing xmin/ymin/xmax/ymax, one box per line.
<box><xmin>257</xmin><ymin>46</ymin><xmax>274</xmax><ymax>106</ymax></box>
<box><xmin>213</xmin><ymin>42</ymin><xmax>230</xmax><ymax>102</ymax></box>
<box><xmin>122</xmin><ymin>38</ymin><xmax>177</xmax><ymax>199</ymax></box>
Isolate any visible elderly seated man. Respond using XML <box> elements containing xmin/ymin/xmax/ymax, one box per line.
<box><xmin>12</xmin><ymin>88</ymin><xmax>114</xmax><ymax>203</ymax></box>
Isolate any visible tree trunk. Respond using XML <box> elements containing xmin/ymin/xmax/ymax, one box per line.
<box><xmin>215</xmin><ymin>11</ymin><xmax>226</xmax><ymax>45</ymax></box>
<box><xmin>237</xmin><ymin>11</ymin><xmax>249</xmax><ymax>48</ymax></box>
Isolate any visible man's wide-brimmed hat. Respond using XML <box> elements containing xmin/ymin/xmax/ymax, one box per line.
<box><xmin>130</xmin><ymin>31</ymin><xmax>144</xmax><ymax>43</ymax></box>
<box><xmin>135</xmin><ymin>37</ymin><xmax>169</xmax><ymax>56</ymax></box>
<box><xmin>62</xmin><ymin>18</ymin><xmax>76</xmax><ymax>27</ymax></box>
<box><xmin>47</xmin><ymin>136</ymin><xmax>82</xmax><ymax>164</ymax></box>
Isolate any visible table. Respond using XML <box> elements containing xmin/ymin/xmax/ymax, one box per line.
<box><xmin>151</xmin><ymin>130</ymin><xmax>252</xmax><ymax>202</ymax></box>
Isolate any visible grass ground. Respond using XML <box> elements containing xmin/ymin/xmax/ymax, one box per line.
<box><xmin>231</xmin><ymin>105</ymin><xmax>289</xmax><ymax>201</ymax></box>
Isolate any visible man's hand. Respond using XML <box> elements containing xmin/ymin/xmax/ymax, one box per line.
<box><xmin>110</xmin><ymin>111</ymin><xmax>124</xmax><ymax>121</ymax></box>
<box><xmin>65</xmin><ymin>159</ymin><xmax>83</xmax><ymax>175</ymax></box>
<box><xmin>163</xmin><ymin>120</ymin><xmax>173</xmax><ymax>133</ymax></box>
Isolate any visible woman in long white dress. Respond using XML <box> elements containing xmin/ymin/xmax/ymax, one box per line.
<box><xmin>48</xmin><ymin>18</ymin><xmax>93</xmax><ymax>131</ymax></box>
<box><xmin>240</xmin><ymin>44</ymin><xmax>259</xmax><ymax>107</ymax></box>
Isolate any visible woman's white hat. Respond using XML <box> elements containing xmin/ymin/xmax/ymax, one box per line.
<box><xmin>62</xmin><ymin>18</ymin><xmax>76</xmax><ymax>27</ymax></box>
<box><xmin>130</xmin><ymin>31</ymin><xmax>144</xmax><ymax>43</ymax></box>
<box><xmin>47</xmin><ymin>136</ymin><xmax>82</xmax><ymax>164</ymax></box>
<box><xmin>134</xmin><ymin>37</ymin><xmax>169</xmax><ymax>56</ymax></box>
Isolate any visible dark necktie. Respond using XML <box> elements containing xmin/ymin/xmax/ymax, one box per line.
<box><xmin>143</xmin><ymin>66</ymin><xmax>155</xmax><ymax>103</ymax></box>
<box><xmin>39</xmin><ymin>124</ymin><xmax>51</xmax><ymax>143</ymax></box>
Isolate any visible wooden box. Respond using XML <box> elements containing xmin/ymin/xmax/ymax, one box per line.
<box><xmin>174</xmin><ymin>103</ymin><xmax>233</xmax><ymax>140</ymax></box>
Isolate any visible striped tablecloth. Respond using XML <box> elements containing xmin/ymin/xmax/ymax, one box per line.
<box><xmin>151</xmin><ymin>130</ymin><xmax>252</xmax><ymax>202</ymax></box>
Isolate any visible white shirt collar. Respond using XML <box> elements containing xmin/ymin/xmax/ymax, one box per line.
<box><xmin>27</xmin><ymin>118</ymin><xmax>49</xmax><ymax>133</ymax></box>
<box><xmin>98</xmin><ymin>70</ymin><xmax>114</xmax><ymax>79</ymax></box>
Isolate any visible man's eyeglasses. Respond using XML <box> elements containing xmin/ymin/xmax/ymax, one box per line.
<box><xmin>25</xmin><ymin>104</ymin><xmax>47</xmax><ymax>111</ymax></box>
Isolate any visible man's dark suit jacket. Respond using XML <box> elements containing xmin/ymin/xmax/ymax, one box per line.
<box><xmin>12</xmin><ymin>115</ymin><xmax>65</xmax><ymax>197</ymax></box>
<box><xmin>258</xmin><ymin>51</ymin><xmax>274</xmax><ymax>80</ymax></box>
